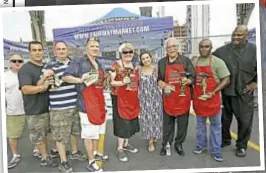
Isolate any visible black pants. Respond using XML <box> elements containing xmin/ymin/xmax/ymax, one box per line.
<box><xmin>222</xmin><ymin>94</ymin><xmax>254</xmax><ymax>149</ymax></box>
<box><xmin>162</xmin><ymin>111</ymin><xmax>189</xmax><ymax>147</ymax></box>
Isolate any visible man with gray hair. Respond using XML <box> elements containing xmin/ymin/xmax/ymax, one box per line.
<box><xmin>5</xmin><ymin>54</ymin><xmax>25</xmax><ymax>169</ymax></box>
<box><xmin>157</xmin><ymin>37</ymin><xmax>196</xmax><ymax>156</ymax></box>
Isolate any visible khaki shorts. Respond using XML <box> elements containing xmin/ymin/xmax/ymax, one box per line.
<box><xmin>26</xmin><ymin>113</ymin><xmax>49</xmax><ymax>145</ymax></box>
<box><xmin>7</xmin><ymin>115</ymin><xmax>25</xmax><ymax>138</ymax></box>
<box><xmin>79</xmin><ymin>112</ymin><xmax>106</xmax><ymax>140</ymax></box>
<box><xmin>50</xmin><ymin>108</ymin><xmax>80</xmax><ymax>144</ymax></box>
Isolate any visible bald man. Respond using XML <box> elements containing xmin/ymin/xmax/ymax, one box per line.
<box><xmin>5</xmin><ymin>54</ymin><xmax>25</xmax><ymax>169</ymax></box>
<box><xmin>212</xmin><ymin>25</ymin><xmax>257</xmax><ymax>157</ymax></box>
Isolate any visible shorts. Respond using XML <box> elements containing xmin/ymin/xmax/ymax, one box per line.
<box><xmin>26</xmin><ymin>113</ymin><xmax>49</xmax><ymax>145</ymax></box>
<box><xmin>7</xmin><ymin>115</ymin><xmax>25</xmax><ymax>138</ymax></box>
<box><xmin>71</xmin><ymin>110</ymin><xmax>81</xmax><ymax>136</ymax></box>
<box><xmin>79</xmin><ymin>112</ymin><xmax>106</xmax><ymax>140</ymax></box>
<box><xmin>50</xmin><ymin>108</ymin><xmax>78</xmax><ymax>144</ymax></box>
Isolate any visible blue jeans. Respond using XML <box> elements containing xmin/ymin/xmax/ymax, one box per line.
<box><xmin>196</xmin><ymin>109</ymin><xmax>222</xmax><ymax>155</ymax></box>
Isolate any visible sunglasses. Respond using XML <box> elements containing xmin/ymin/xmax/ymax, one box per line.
<box><xmin>122</xmin><ymin>51</ymin><xmax>133</xmax><ymax>54</ymax></box>
<box><xmin>10</xmin><ymin>59</ymin><xmax>24</xmax><ymax>63</ymax></box>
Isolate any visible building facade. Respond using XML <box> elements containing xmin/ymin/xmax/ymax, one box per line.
<box><xmin>186</xmin><ymin>5</ymin><xmax>210</xmax><ymax>55</ymax></box>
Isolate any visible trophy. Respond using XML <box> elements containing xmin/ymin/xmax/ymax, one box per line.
<box><xmin>104</xmin><ymin>68</ymin><xmax>115</xmax><ymax>92</ymax></box>
<box><xmin>197</xmin><ymin>72</ymin><xmax>210</xmax><ymax>100</ymax></box>
<box><xmin>178</xmin><ymin>72</ymin><xmax>191</xmax><ymax>97</ymax></box>
<box><xmin>83</xmin><ymin>69</ymin><xmax>99</xmax><ymax>87</ymax></box>
<box><xmin>124</xmin><ymin>67</ymin><xmax>134</xmax><ymax>90</ymax></box>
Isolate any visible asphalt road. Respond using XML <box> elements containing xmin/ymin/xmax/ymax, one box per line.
<box><xmin>6</xmin><ymin>109</ymin><xmax>261</xmax><ymax>173</ymax></box>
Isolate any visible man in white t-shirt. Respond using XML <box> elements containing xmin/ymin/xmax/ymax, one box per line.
<box><xmin>5</xmin><ymin>54</ymin><xmax>25</xmax><ymax>169</ymax></box>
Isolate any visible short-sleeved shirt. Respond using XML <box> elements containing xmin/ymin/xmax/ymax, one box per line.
<box><xmin>62</xmin><ymin>55</ymin><xmax>103</xmax><ymax>113</ymax></box>
<box><xmin>192</xmin><ymin>55</ymin><xmax>230</xmax><ymax>83</ymax></box>
<box><xmin>18</xmin><ymin>61</ymin><xmax>49</xmax><ymax>115</ymax></box>
<box><xmin>43</xmin><ymin>57</ymin><xmax>77</xmax><ymax>110</ymax></box>
<box><xmin>157</xmin><ymin>55</ymin><xmax>196</xmax><ymax>84</ymax></box>
<box><xmin>5</xmin><ymin>70</ymin><xmax>25</xmax><ymax>115</ymax></box>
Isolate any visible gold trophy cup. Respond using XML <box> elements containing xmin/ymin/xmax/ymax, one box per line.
<box><xmin>198</xmin><ymin>72</ymin><xmax>210</xmax><ymax>100</ymax></box>
<box><xmin>124</xmin><ymin>67</ymin><xmax>133</xmax><ymax>90</ymax></box>
<box><xmin>104</xmin><ymin>68</ymin><xmax>115</xmax><ymax>92</ymax></box>
<box><xmin>178</xmin><ymin>72</ymin><xmax>191</xmax><ymax>97</ymax></box>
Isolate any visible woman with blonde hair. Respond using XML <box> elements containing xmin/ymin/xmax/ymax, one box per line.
<box><xmin>110</xmin><ymin>43</ymin><xmax>140</xmax><ymax>162</ymax></box>
<box><xmin>138</xmin><ymin>51</ymin><xmax>163</xmax><ymax>152</ymax></box>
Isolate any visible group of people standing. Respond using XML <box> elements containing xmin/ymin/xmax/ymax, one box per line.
<box><xmin>4</xmin><ymin>24</ymin><xmax>257</xmax><ymax>173</ymax></box>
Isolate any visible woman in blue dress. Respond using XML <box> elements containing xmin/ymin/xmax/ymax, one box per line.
<box><xmin>138</xmin><ymin>51</ymin><xmax>163</xmax><ymax>152</ymax></box>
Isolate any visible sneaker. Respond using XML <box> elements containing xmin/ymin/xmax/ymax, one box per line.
<box><xmin>122</xmin><ymin>144</ymin><xmax>138</xmax><ymax>153</ymax></box>
<box><xmin>94</xmin><ymin>153</ymin><xmax>109</xmax><ymax>161</ymax></box>
<box><xmin>117</xmin><ymin>149</ymin><xmax>128</xmax><ymax>162</ymax></box>
<box><xmin>8</xmin><ymin>155</ymin><xmax>21</xmax><ymax>169</ymax></box>
<box><xmin>58</xmin><ymin>161</ymin><xmax>73</xmax><ymax>173</ymax></box>
<box><xmin>212</xmin><ymin>153</ymin><xmax>224</xmax><ymax>162</ymax></box>
<box><xmin>40</xmin><ymin>156</ymin><xmax>59</xmax><ymax>167</ymax></box>
<box><xmin>33</xmin><ymin>150</ymin><xmax>42</xmax><ymax>159</ymax></box>
<box><xmin>51</xmin><ymin>150</ymin><xmax>59</xmax><ymax>159</ymax></box>
<box><xmin>193</xmin><ymin>146</ymin><xmax>207</xmax><ymax>154</ymax></box>
<box><xmin>69</xmin><ymin>151</ymin><xmax>87</xmax><ymax>161</ymax></box>
<box><xmin>86</xmin><ymin>160</ymin><xmax>103</xmax><ymax>172</ymax></box>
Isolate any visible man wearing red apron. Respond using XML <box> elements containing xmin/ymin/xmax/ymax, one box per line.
<box><xmin>63</xmin><ymin>37</ymin><xmax>108</xmax><ymax>172</ymax></box>
<box><xmin>192</xmin><ymin>39</ymin><xmax>230</xmax><ymax>162</ymax></box>
<box><xmin>158</xmin><ymin>38</ymin><xmax>196</xmax><ymax>156</ymax></box>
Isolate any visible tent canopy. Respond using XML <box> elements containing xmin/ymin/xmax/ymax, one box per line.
<box><xmin>86</xmin><ymin>7</ymin><xmax>152</xmax><ymax>25</ymax></box>
<box><xmin>53</xmin><ymin>7</ymin><xmax>173</xmax><ymax>54</ymax></box>
<box><xmin>3</xmin><ymin>39</ymin><xmax>49</xmax><ymax>59</ymax></box>
<box><xmin>248</xmin><ymin>27</ymin><xmax>256</xmax><ymax>44</ymax></box>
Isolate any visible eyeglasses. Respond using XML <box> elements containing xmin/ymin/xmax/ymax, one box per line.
<box><xmin>122</xmin><ymin>51</ymin><xmax>134</xmax><ymax>54</ymax></box>
<box><xmin>199</xmin><ymin>45</ymin><xmax>211</xmax><ymax>48</ymax></box>
<box><xmin>10</xmin><ymin>59</ymin><xmax>24</xmax><ymax>63</ymax></box>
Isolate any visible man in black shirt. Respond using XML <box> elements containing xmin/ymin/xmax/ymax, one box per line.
<box><xmin>157</xmin><ymin>37</ymin><xmax>196</xmax><ymax>156</ymax></box>
<box><xmin>212</xmin><ymin>25</ymin><xmax>257</xmax><ymax>157</ymax></box>
<box><xmin>18</xmin><ymin>41</ymin><xmax>58</xmax><ymax>167</ymax></box>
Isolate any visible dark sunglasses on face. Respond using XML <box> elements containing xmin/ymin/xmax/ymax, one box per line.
<box><xmin>10</xmin><ymin>59</ymin><xmax>24</xmax><ymax>63</ymax></box>
<box><xmin>122</xmin><ymin>50</ymin><xmax>134</xmax><ymax>54</ymax></box>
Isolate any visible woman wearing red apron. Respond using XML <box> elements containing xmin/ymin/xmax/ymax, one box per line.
<box><xmin>192</xmin><ymin>39</ymin><xmax>230</xmax><ymax>162</ymax></box>
<box><xmin>63</xmin><ymin>37</ymin><xmax>109</xmax><ymax>172</ymax></box>
<box><xmin>157</xmin><ymin>38</ymin><xmax>196</xmax><ymax>156</ymax></box>
<box><xmin>110</xmin><ymin>43</ymin><xmax>140</xmax><ymax>162</ymax></box>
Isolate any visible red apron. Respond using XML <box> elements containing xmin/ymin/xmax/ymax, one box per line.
<box><xmin>164</xmin><ymin>58</ymin><xmax>191</xmax><ymax>116</ymax></box>
<box><xmin>82</xmin><ymin>64</ymin><xmax>106</xmax><ymax>125</ymax></box>
<box><xmin>193</xmin><ymin>57</ymin><xmax>221</xmax><ymax>117</ymax></box>
<box><xmin>116</xmin><ymin>64</ymin><xmax>140</xmax><ymax>120</ymax></box>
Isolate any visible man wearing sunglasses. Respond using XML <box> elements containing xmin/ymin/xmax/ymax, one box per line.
<box><xmin>212</xmin><ymin>25</ymin><xmax>257</xmax><ymax>157</ymax></box>
<box><xmin>18</xmin><ymin>41</ymin><xmax>58</xmax><ymax>168</ymax></box>
<box><xmin>191</xmin><ymin>39</ymin><xmax>230</xmax><ymax>162</ymax></box>
<box><xmin>5</xmin><ymin>54</ymin><xmax>25</xmax><ymax>169</ymax></box>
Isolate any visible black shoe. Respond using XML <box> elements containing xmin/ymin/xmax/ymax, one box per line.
<box><xmin>51</xmin><ymin>150</ymin><xmax>59</xmax><ymax>159</ymax></box>
<box><xmin>40</xmin><ymin>156</ymin><xmax>58</xmax><ymax>167</ymax></box>
<box><xmin>86</xmin><ymin>160</ymin><xmax>103</xmax><ymax>172</ymax></box>
<box><xmin>175</xmin><ymin>144</ymin><xmax>185</xmax><ymax>156</ymax></box>
<box><xmin>58</xmin><ymin>161</ymin><xmax>73</xmax><ymax>173</ymax></box>
<box><xmin>160</xmin><ymin>147</ymin><xmax>166</xmax><ymax>156</ymax></box>
<box><xmin>236</xmin><ymin>148</ymin><xmax>246</xmax><ymax>157</ymax></box>
<box><xmin>221</xmin><ymin>141</ymin><xmax>231</xmax><ymax>148</ymax></box>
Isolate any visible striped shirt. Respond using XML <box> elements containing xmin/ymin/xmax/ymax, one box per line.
<box><xmin>43</xmin><ymin>57</ymin><xmax>77</xmax><ymax>110</ymax></box>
